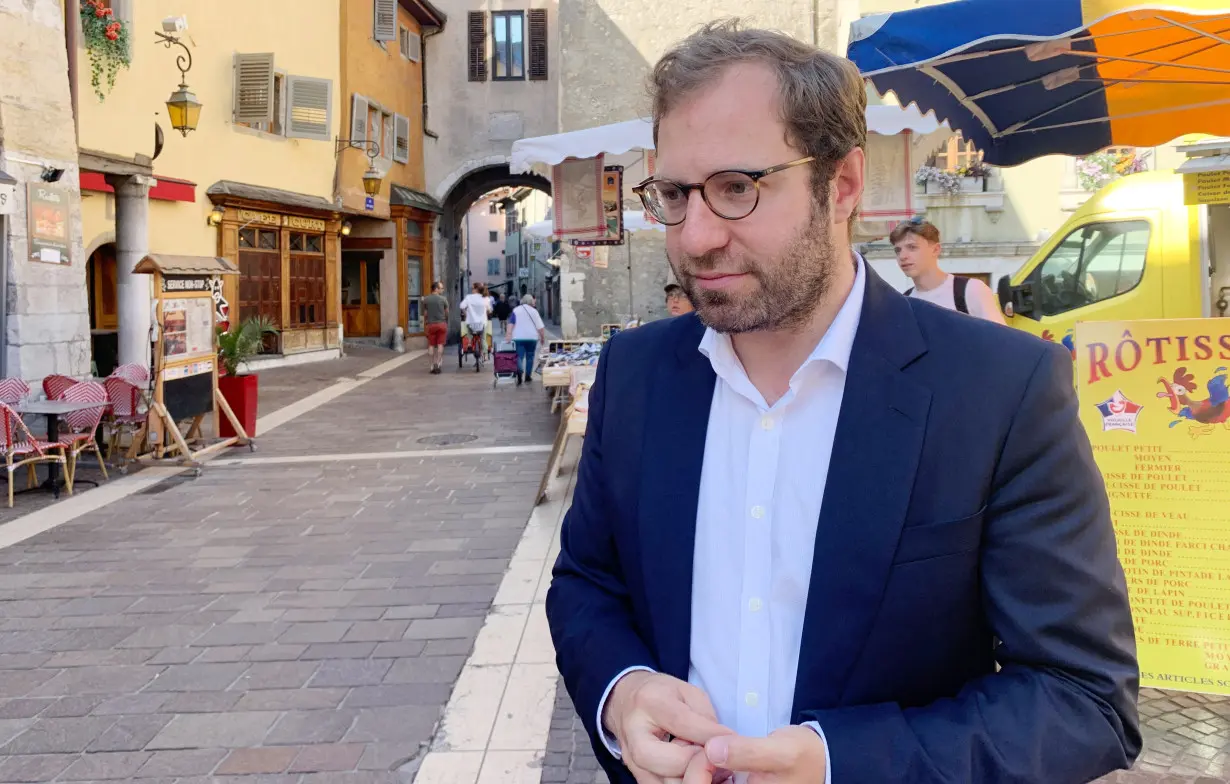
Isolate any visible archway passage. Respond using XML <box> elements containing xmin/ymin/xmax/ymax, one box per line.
<box><xmin>438</xmin><ymin>165</ymin><xmax>551</xmax><ymax>313</ymax></box>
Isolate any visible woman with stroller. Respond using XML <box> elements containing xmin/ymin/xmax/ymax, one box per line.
<box><xmin>505</xmin><ymin>295</ymin><xmax>546</xmax><ymax>386</ymax></box>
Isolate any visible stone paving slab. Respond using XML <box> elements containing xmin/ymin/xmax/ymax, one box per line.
<box><xmin>541</xmin><ymin>684</ymin><xmax>1230</xmax><ymax>783</ymax></box>
<box><xmin>0</xmin><ymin>354</ymin><xmax>559</xmax><ymax>782</ymax></box>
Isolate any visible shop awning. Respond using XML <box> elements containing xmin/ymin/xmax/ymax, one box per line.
<box><xmin>133</xmin><ymin>254</ymin><xmax>240</xmax><ymax>276</ymax></box>
<box><xmin>390</xmin><ymin>184</ymin><xmax>444</xmax><ymax>214</ymax></box>
<box><xmin>847</xmin><ymin>1</ymin><xmax>1230</xmax><ymax>166</ymax></box>
<box><xmin>206</xmin><ymin>180</ymin><xmax>336</xmax><ymax>215</ymax></box>
<box><xmin>509</xmin><ymin>106</ymin><xmax>948</xmax><ymax>174</ymax></box>
<box><xmin>524</xmin><ymin>210</ymin><xmax>663</xmax><ymax>238</ymax></box>
<box><xmin>1175</xmin><ymin>137</ymin><xmax>1230</xmax><ymax>175</ymax></box>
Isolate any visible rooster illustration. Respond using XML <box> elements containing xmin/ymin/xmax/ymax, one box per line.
<box><xmin>1157</xmin><ymin>366</ymin><xmax>1230</xmax><ymax>438</ymax></box>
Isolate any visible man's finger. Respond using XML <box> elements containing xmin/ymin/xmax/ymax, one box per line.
<box><xmin>706</xmin><ymin>734</ymin><xmax>790</xmax><ymax>774</ymax></box>
<box><xmin>679</xmin><ymin>684</ymin><xmax>720</xmax><ymax>722</ymax></box>
<box><xmin>629</xmin><ymin>734</ymin><xmax>701</xmax><ymax>779</ymax></box>
<box><xmin>682</xmin><ymin>746</ymin><xmax>717</xmax><ymax>784</ymax></box>
<box><xmin>658</xmin><ymin>700</ymin><xmax>731</xmax><ymax>746</ymax></box>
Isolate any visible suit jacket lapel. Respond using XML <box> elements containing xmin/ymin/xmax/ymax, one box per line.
<box><xmin>793</xmin><ymin>269</ymin><xmax>933</xmax><ymax>716</ymax></box>
<box><xmin>639</xmin><ymin>315</ymin><xmax>715</xmax><ymax>681</ymax></box>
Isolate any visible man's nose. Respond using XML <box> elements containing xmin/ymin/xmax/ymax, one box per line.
<box><xmin>677</xmin><ymin>189</ymin><xmax>730</xmax><ymax>258</ymax></box>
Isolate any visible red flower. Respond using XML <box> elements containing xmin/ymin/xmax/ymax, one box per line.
<box><xmin>107</xmin><ymin>21</ymin><xmax>120</xmax><ymax>31</ymax></box>
<box><xmin>105</xmin><ymin>30</ymin><xmax>118</xmax><ymax>40</ymax></box>
<box><xmin>102</xmin><ymin>7</ymin><xmax>113</xmax><ymax>15</ymax></box>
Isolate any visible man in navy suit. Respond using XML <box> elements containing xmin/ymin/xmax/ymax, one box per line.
<box><xmin>546</xmin><ymin>19</ymin><xmax>1140</xmax><ymax>784</ymax></box>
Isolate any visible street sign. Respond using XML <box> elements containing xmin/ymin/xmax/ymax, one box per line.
<box><xmin>365</xmin><ymin>196</ymin><xmax>375</xmax><ymax>211</ymax></box>
<box><xmin>0</xmin><ymin>182</ymin><xmax>15</xmax><ymax>215</ymax></box>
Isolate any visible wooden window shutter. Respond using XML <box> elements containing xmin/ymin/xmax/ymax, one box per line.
<box><xmin>468</xmin><ymin>12</ymin><xmax>487</xmax><ymax>82</ymax></box>
<box><xmin>408</xmin><ymin>31</ymin><xmax>422</xmax><ymax>62</ymax></box>
<box><xmin>373</xmin><ymin>0</ymin><xmax>397</xmax><ymax>41</ymax></box>
<box><xmin>528</xmin><ymin>9</ymin><xmax>548</xmax><ymax>81</ymax></box>
<box><xmin>286</xmin><ymin>75</ymin><xmax>332</xmax><ymax>141</ymax></box>
<box><xmin>393</xmin><ymin>113</ymin><xmax>410</xmax><ymax>163</ymax></box>
<box><xmin>233</xmin><ymin>53</ymin><xmax>275</xmax><ymax>124</ymax></box>
<box><xmin>351</xmin><ymin>94</ymin><xmax>369</xmax><ymax>143</ymax></box>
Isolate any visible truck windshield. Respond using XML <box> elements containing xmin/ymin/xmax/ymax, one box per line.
<box><xmin>1032</xmin><ymin>220</ymin><xmax>1150</xmax><ymax>317</ymax></box>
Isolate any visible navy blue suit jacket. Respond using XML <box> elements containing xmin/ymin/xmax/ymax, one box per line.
<box><xmin>545</xmin><ymin>266</ymin><xmax>1141</xmax><ymax>783</ymax></box>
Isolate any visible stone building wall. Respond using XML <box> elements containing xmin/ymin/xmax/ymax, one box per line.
<box><xmin>0</xmin><ymin>0</ymin><xmax>90</xmax><ymax>381</ymax></box>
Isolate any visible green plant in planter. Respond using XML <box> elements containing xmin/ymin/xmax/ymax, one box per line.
<box><xmin>80</xmin><ymin>0</ymin><xmax>131</xmax><ymax>101</ymax></box>
<box><xmin>216</xmin><ymin>316</ymin><xmax>278</xmax><ymax>377</ymax></box>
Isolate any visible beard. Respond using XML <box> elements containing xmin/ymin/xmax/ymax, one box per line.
<box><xmin>669</xmin><ymin>200</ymin><xmax>838</xmax><ymax>334</ymax></box>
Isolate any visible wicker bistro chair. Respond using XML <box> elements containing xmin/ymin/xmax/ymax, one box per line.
<box><xmin>0</xmin><ymin>379</ymin><xmax>31</xmax><ymax>405</ymax></box>
<box><xmin>55</xmin><ymin>381</ymin><xmax>110</xmax><ymax>489</ymax></box>
<box><xmin>110</xmin><ymin>363</ymin><xmax>150</xmax><ymax>388</ymax></box>
<box><xmin>0</xmin><ymin>402</ymin><xmax>67</xmax><ymax>507</ymax></box>
<box><xmin>42</xmin><ymin>374</ymin><xmax>78</xmax><ymax>401</ymax></box>
<box><xmin>103</xmin><ymin>376</ymin><xmax>147</xmax><ymax>466</ymax></box>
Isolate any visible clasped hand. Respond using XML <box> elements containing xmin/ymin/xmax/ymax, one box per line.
<box><xmin>604</xmin><ymin>672</ymin><xmax>827</xmax><ymax>784</ymax></box>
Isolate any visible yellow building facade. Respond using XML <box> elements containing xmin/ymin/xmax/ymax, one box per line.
<box><xmin>337</xmin><ymin>0</ymin><xmax>445</xmax><ymax>345</ymax></box>
<box><xmin>74</xmin><ymin>0</ymin><xmax>351</xmax><ymax>372</ymax></box>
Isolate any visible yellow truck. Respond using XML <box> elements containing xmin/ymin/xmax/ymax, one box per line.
<box><xmin>998</xmin><ymin>139</ymin><xmax>1230</xmax><ymax>356</ymax></box>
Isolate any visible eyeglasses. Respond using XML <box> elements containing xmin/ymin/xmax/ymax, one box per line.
<box><xmin>632</xmin><ymin>156</ymin><xmax>815</xmax><ymax>226</ymax></box>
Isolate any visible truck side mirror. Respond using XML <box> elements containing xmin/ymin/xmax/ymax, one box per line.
<box><xmin>998</xmin><ymin>276</ymin><xmax>1035</xmax><ymax>317</ymax></box>
<box><xmin>997</xmin><ymin>276</ymin><xmax>1012</xmax><ymax>310</ymax></box>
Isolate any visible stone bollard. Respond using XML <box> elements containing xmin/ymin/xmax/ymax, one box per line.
<box><xmin>392</xmin><ymin>326</ymin><xmax>406</xmax><ymax>353</ymax></box>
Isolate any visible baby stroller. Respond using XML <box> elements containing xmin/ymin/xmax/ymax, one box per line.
<box><xmin>492</xmin><ymin>340</ymin><xmax>519</xmax><ymax>387</ymax></box>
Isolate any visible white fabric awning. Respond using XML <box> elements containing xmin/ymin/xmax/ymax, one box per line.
<box><xmin>525</xmin><ymin>210</ymin><xmax>664</xmax><ymax>238</ymax></box>
<box><xmin>509</xmin><ymin>106</ymin><xmax>947</xmax><ymax>174</ymax></box>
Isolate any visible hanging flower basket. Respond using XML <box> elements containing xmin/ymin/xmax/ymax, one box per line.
<box><xmin>80</xmin><ymin>0</ymin><xmax>131</xmax><ymax>101</ymax></box>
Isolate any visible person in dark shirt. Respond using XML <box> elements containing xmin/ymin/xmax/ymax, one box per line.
<box><xmin>423</xmin><ymin>281</ymin><xmax>449</xmax><ymax>374</ymax></box>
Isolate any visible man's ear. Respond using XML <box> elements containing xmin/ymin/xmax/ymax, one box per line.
<box><xmin>830</xmin><ymin>147</ymin><xmax>865</xmax><ymax>227</ymax></box>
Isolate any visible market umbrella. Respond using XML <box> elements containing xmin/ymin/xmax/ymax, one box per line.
<box><xmin>847</xmin><ymin>1</ymin><xmax>1230</xmax><ymax>166</ymax></box>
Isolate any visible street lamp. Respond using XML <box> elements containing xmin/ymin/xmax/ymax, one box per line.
<box><xmin>335</xmin><ymin>139</ymin><xmax>384</xmax><ymax>197</ymax></box>
<box><xmin>155</xmin><ymin>31</ymin><xmax>201</xmax><ymax>136</ymax></box>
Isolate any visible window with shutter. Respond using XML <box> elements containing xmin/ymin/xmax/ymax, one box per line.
<box><xmin>233</xmin><ymin>53</ymin><xmax>276</xmax><ymax>125</ymax></box>
<box><xmin>393</xmin><ymin>114</ymin><xmax>410</xmax><ymax>163</ymax></box>
<box><xmin>408</xmin><ymin>31</ymin><xmax>422</xmax><ymax>62</ymax></box>
<box><xmin>286</xmin><ymin>75</ymin><xmax>332</xmax><ymax>141</ymax></box>
<box><xmin>492</xmin><ymin>11</ymin><xmax>525</xmax><ymax>81</ymax></box>
<box><xmin>373</xmin><ymin>0</ymin><xmax>397</xmax><ymax>41</ymax></box>
<box><xmin>381</xmin><ymin>111</ymin><xmax>395</xmax><ymax>163</ymax></box>
<box><xmin>528</xmin><ymin>9</ymin><xmax>548</xmax><ymax>81</ymax></box>
<box><xmin>351</xmin><ymin>94</ymin><xmax>369</xmax><ymax>144</ymax></box>
<box><xmin>468</xmin><ymin>12</ymin><xmax>487</xmax><ymax>82</ymax></box>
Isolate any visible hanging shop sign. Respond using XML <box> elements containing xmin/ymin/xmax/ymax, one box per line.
<box><xmin>26</xmin><ymin>183</ymin><xmax>72</xmax><ymax>265</ymax></box>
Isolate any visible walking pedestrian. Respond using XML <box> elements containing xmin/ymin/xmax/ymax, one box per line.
<box><xmin>547</xmin><ymin>19</ymin><xmax>1138</xmax><ymax>784</ymax></box>
<box><xmin>893</xmin><ymin>217</ymin><xmax>1006</xmax><ymax>324</ymax></box>
<box><xmin>493</xmin><ymin>293</ymin><xmax>513</xmax><ymax>335</ymax></box>
<box><xmin>460</xmin><ymin>283</ymin><xmax>490</xmax><ymax>360</ymax></box>
<box><xmin>506</xmin><ymin>295</ymin><xmax>545</xmax><ymax>386</ymax></box>
<box><xmin>423</xmin><ymin>280</ymin><xmax>449</xmax><ymax>374</ymax></box>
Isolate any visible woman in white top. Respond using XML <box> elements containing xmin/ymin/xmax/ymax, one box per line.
<box><xmin>506</xmin><ymin>295</ymin><xmax>546</xmax><ymax>386</ymax></box>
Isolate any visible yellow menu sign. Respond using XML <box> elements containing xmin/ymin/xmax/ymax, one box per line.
<box><xmin>1183</xmin><ymin>169</ymin><xmax>1230</xmax><ymax>206</ymax></box>
<box><xmin>1076</xmin><ymin>319</ymin><xmax>1230</xmax><ymax>695</ymax></box>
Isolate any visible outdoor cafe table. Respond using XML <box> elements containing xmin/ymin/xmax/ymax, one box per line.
<box><xmin>14</xmin><ymin>398</ymin><xmax>108</xmax><ymax>497</ymax></box>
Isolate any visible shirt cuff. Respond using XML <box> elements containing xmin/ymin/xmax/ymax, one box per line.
<box><xmin>803</xmin><ymin>721</ymin><xmax>832</xmax><ymax>784</ymax></box>
<box><xmin>595</xmin><ymin>665</ymin><xmax>657</xmax><ymax>759</ymax></box>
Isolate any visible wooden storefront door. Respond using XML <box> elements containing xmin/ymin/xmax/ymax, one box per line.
<box><xmin>342</xmin><ymin>253</ymin><xmax>382</xmax><ymax>337</ymax></box>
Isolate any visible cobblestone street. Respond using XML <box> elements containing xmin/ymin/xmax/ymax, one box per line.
<box><xmin>0</xmin><ymin>348</ymin><xmax>558</xmax><ymax>782</ymax></box>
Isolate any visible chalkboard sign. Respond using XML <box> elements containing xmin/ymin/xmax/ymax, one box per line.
<box><xmin>163</xmin><ymin>369</ymin><xmax>213</xmax><ymax>423</ymax></box>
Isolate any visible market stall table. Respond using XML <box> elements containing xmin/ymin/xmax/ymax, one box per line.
<box><xmin>15</xmin><ymin>398</ymin><xmax>110</xmax><ymax>496</ymax></box>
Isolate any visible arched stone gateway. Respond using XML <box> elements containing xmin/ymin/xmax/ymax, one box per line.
<box><xmin>434</xmin><ymin>164</ymin><xmax>550</xmax><ymax>318</ymax></box>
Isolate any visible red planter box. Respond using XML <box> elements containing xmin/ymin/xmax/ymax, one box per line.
<box><xmin>218</xmin><ymin>373</ymin><xmax>258</xmax><ymax>438</ymax></box>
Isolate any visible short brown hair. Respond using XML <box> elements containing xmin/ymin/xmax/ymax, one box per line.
<box><xmin>889</xmin><ymin>219</ymin><xmax>941</xmax><ymax>246</ymax></box>
<box><xmin>649</xmin><ymin>19</ymin><xmax>867</xmax><ymax>200</ymax></box>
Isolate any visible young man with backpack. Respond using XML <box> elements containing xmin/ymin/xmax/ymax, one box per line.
<box><xmin>891</xmin><ymin>218</ymin><xmax>1006</xmax><ymax>325</ymax></box>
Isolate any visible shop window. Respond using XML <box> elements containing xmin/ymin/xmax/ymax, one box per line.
<box><xmin>289</xmin><ymin>232</ymin><xmax>326</xmax><ymax>327</ymax></box>
<box><xmin>407</xmin><ymin>255</ymin><xmax>423</xmax><ymax>332</ymax></box>
<box><xmin>238</xmin><ymin>228</ymin><xmax>282</xmax><ymax>351</ymax></box>
<box><xmin>1032</xmin><ymin>220</ymin><xmax>1150</xmax><ymax>317</ymax></box>
<box><xmin>492</xmin><ymin>11</ymin><xmax>525</xmax><ymax>80</ymax></box>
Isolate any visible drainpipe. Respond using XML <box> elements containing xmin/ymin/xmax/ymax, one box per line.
<box><xmin>65</xmin><ymin>0</ymin><xmax>80</xmax><ymax>141</ymax></box>
<box><xmin>422</xmin><ymin>25</ymin><xmax>443</xmax><ymax>139</ymax></box>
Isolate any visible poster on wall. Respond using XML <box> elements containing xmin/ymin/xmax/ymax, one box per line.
<box><xmin>602</xmin><ymin>165</ymin><xmax>624</xmax><ymax>241</ymax></box>
<box><xmin>1076</xmin><ymin>318</ymin><xmax>1230</xmax><ymax>696</ymax></box>
<box><xmin>161</xmin><ymin>297</ymin><xmax>214</xmax><ymax>360</ymax></box>
<box><xmin>26</xmin><ymin>183</ymin><xmax>71</xmax><ymax>265</ymax></box>
<box><xmin>552</xmin><ymin>156</ymin><xmax>605</xmax><ymax>239</ymax></box>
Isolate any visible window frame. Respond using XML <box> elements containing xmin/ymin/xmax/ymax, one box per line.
<box><xmin>491</xmin><ymin>10</ymin><xmax>526</xmax><ymax>82</ymax></box>
<box><xmin>1028</xmin><ymin>219</ymin><xmax>1151</xmax><ymax>318</ymax></box>
<box><xmin>287</xmin><ymin>231</ymin><xmax>327</xmax><ymax>328</ymax></box>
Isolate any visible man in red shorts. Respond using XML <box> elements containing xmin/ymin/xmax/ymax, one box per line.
<box><xmin>423</xmin><ymin>280</ymin><xmax>449</xmax><ymax>374</ymax></box>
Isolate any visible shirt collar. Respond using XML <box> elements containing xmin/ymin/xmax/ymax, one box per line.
<box><xmin>698</xmin><ymin>252</ymin><xmax>867</xmax><ymax>388</ymax></box>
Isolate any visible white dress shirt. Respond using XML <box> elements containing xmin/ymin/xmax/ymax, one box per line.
<box><xmin>599</xmin><ymin>256</ymin><xmax>867</xmax><ymax>784</ymax></box>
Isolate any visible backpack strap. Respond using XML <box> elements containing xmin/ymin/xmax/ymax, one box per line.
<box><xmin>953</xmin><ymin>276</ymin><xmax>969</xmax><ymax>314</ymax></box>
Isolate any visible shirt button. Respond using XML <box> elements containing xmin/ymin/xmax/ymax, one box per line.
<box><xmin>750</xmin><ymin>506</ymin><xmax>765</xmax><ymax>519</ymax></box>
<box><xmin>748</xmin><ymin>597</ymin><xmax>762</xmax><ymax>612</ymax></box>
<box><xmin>760</xmin><ymin>416</ymin><xmax>774</xmax><ymax>430</ymax></box>
<box><xmin>745</xmin><ymin>692</ymin><xmax>759</xmax><ymax>707</ymax></box>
